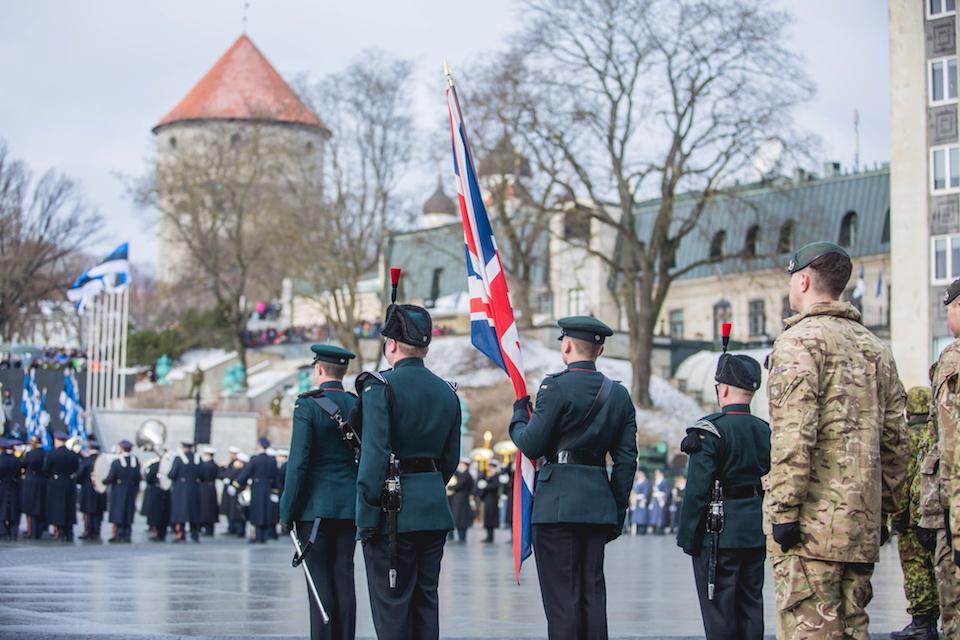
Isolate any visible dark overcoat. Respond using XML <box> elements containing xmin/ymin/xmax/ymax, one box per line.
<box><xmin>19</xmin><ymin>447</ymin><xmax>46</xmax><ymax>516</ymax></box>
<box><xmin>234</xmin><ymin>452</ymin><xmax>278</xmax><ymax>527</ymax></box>
<box><xmin>0</xmin><ymin>451</ymin><xmax>24</xmax><ymax>522</ymax></box>
<box><xmin>168</xmin><ymin>451</ymin><xmax>203</xmax><ymax>524</ymax></box>
<box><xmin>77</xmin><ymin>453</ymin><xmax>107</xmax><ymax>515</ymax></box>
<box><xmin>43</xmin><ymin>445</ymin><xmax>80</xmax><ymax>527</ymax></box>
<box><xmin>104</xmin><ymin>454</ymin><xmax>141</xmax><ymax>526</ymax></box>
<box><xmin>478</xmin><ymin>471</ymin><xmax>501</xmax><ymax>530</ymax></box>
<box><xmin>448</xmin><ymin>469</ymin><xmax>474</xmax><ymax>530</ymax></box>
<box><xmin>141</xmin><ymin>458</ymin><xmax>169</xmax><ymax>528</ymax></box>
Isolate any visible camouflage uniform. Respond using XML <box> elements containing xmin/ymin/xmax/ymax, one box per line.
<box><xmin>928</xmin><ymin>341</ymin><xmax>960</xmax><ymax>639</ymax></box>
<box><xmin>892</xmin><ymin>387</ymin><xmax>939</xmax><ymax>636</ymax></box>
<box><xmin>764</xmin><ymin>301</ymin><xmax>908</xmax><ymax>639</ymax></box>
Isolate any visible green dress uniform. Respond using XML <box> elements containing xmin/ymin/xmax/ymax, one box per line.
<box><xmin>280</xmin><ymin>344</ymin><xmax>358</xmax><ymax>640</ymax></box>
<box><xmin>356</xmin><ymin>304</ymin><xmax>461</xmax><ymax>640</ymax></box>
<box><xmin>509</xmin><ymin>316</ymin><xmax>638</xmax><ymax>640</ymax></box>
<box><xmin>676</xmin><ymin>354</ymin><xmax>770</xmax><ymax>640</ymax></box>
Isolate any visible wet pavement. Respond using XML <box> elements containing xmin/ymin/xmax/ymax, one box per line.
<box><xmin>0</xmin><ymin>522</ymin><xmax>909</xmax><ymax>639</ymax></box>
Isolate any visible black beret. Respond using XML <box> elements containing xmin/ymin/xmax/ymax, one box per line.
<box><xmin>944</xmin><ymin>278</ymin><xmax>960</xmax><ymax>306</ymax></box>
<box><xmin>715</xmin><ymin>354</ymin><xmax>761</xmax><ymax>391</ymax></box>
<box><xmin>380</xmin><ymin>304</ymin><xmax>432</xmax><ymax>346</ymax></box>
<box><xmin>310</xmin><ymin>344</ymin><xmax>356</xmax><ymax>365</ymax></box>
<box><xmin>119</xmin><ymin>440</ymin><xmax>133</xmax><ymax>451</ymax></box>
<box><xmin>788</xmin><ymin>241</ymin><xmax>849</xmax><ymax>273</ymax></box>
<box><xmin>557</xmin><ymin>316</ymin><xmax>613</xmax><ymax>344</ymax></box>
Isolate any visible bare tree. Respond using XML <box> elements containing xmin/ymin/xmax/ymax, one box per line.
<box><xmin>289</xmin><ymin>50</ymin><xmax>417</xmax><ymax>365</ymax></box>
<box><xmin>506</xmin><ymin>0</ymin><xmax>814</xmax><ymax>406</ymax></box>
<box><xmin>0</xmin><ymin>141</ymin><xmax>104</xmax><ymax>341</ymax></box>
<box><xmin>135</xmin><ymin>121</ymin><xmax>315</xmax><ymax>376</ymax></box>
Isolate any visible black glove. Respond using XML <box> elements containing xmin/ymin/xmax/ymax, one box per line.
<box><xmin>772</xmin><ymin>521</ymin><xmax>802</xmax><ymax>552</ymax></box>
<box><xmin>913</xmin><ymin>525</ymin><xmax>937</xmax><ymax>552</ymax></box>
<box><xmin>880</xmin><ymin>525</ymin><xmax>890</xmax><ymax>546</ymax></box>
<box><xmin>358</xmin><ymin>527</ymin><xmax>378</xmax><ymax>545</ymax></box>
<box><xmin>605</xmin><ymin>524</ymin><xmax>621</xmax><ymax>543</ymax></box>
<box><xmin>280</xmin><ymin>522</ymin><xmax>291</xmax><ymax>535</ymax></box>
<box><xmin>513</xmin><ymin>395</ymin><xmax>531</xmax><ymax>413</ymax></box>
<box><xmin>891</xmin><ymin>514</ymin><xmax>910</xmax><ymax>536</ymax></box>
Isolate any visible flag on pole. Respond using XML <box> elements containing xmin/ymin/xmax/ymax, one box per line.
<box><xmin>876</xmin><ymin>268</ymin><xmax>883</xmax><ymax>298</ymax></box>
<box><xmin>59</xmin><ymin>370</ymin><xmax>86</xmax><ymax>442</ymax></box>
<box><xmin>446</xmin><ymin>68</ymin><xmax>535</xmax><ymax>582</ymax></box>
<box><xmin>66</xmin><ymin>242</ymin><xmax>131</xmax><ymax>312</ymax></box>
<box><xmin>852</xmin><ymin>265</ymin><xmax>865</xmax><ymax>299</ymax></box>
<box><xmin>21</xmin><ymin>369</ymin><xmax>50</xmax><ymax>450</ymax></box>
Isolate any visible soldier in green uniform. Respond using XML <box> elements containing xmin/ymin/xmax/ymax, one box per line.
<box><xmin>763</xmin><ymin>241</ymin><xmax>908</xmax><ymax>639</ymax></box>
<box><xmin>677</xmin><ymin>353</ymin><xmax>770</xmax><ymax>640</ymax></box>
<box><xmin>355</xmin><ymin>303</ymin><xmax>461</xmax><ymax>640</ymax></box>
<box><xmin>280</xmin><ymin>344</ymin><xmax>358</xmax><ymax>640</ymax></box>
<box><xmin>510</xmin><ymin>316</ymin><xmax>638</xmax><ymax>640</ymax></box>
<box><xmin>891</xmin><ymin>386</ymin><xmax>939</xmax><ymax>640</ymax></box>
<box><xmin>926</xmin><ymin>278</ymin><xmax>960</xmax><ymax>639</ymax></box>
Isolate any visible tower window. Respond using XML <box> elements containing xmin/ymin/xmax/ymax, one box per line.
<box><xmin>839</xmin><ymin>212</ymin><xmax>858</xmax><ymax>248</ymax></box>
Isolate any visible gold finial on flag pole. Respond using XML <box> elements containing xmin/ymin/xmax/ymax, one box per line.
<box><xmin>444</xmin><ymin>60</ymin><xmax>455</xmax><ymax>87</ymax></box>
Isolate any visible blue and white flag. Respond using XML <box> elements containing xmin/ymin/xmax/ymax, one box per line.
<box><xmin>21</xmin><ymin>369</ymin><xmax>50</xmax><ymax>450</ymax></box>
<box><xmin>59</xmin><ymin>370</ymin><xmax>86</xmax><ymax>442</ymax></box>
<box><xmin>876</xmin><ymin>269</ymin><xmax>883</xmax><ymax>298</ymax></box>
<box><xmin>852</xmin><ymin>265</ymin><xmax>865</xmax><ymax>299</ymax></box>
<box><xmin>66</xmin><ymin>242</ymin><xmax>131</xmax><ymax>312</ymax></box>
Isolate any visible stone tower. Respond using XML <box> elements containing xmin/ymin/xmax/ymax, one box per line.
<box><xmin>152</xmin><ymin>34</ymin><xmax>330</xmax><ymax>285</ymax></box>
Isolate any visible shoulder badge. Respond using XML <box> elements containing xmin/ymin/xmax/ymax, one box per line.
<box><xmin>446</xmin><ymin>380</ymin><xmax>458</xmax><ymax>393</ymax></box>
<box><xmin>354</xmin><ymin>370</ymin><xmax>389</xmax><ymax>395</ymax></box>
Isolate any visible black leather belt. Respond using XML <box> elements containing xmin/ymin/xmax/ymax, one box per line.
<box><xmin>547</xmin><ymin>450</ymin><xmax>605</xmax><ymax>467</ymax></box>
<box><xmin>721</xmin><ymin>485</ymin><xmax>763</xmax><ymax>499</ymax></box>
<box><xmin>399</xmin><ymin>458</ymin><xmax>439</xmax><ymax>474</ymax></box>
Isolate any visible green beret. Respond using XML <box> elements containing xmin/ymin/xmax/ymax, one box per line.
<box><xmin>944</xmin><ymin>278</ymin><xmax>960</xmax><ymax>306</ymax></box>
<box><xmin>310</xmin><ymin>344</ymin><xmax>356</xmax><ymax>365</ymax></box>
<box><xmin>788</xmin><ymin>241</ymin><xmax>849</xmax><ymax>273</ymax></box>
<box><xmin>558</xmin><ymin>316</ymin><xmax>613</xmax><ymax>344</ymax></box>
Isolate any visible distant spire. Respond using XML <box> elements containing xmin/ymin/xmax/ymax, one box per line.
<box><xmin>242</xmin><ymin>1</ymin><xmax>250</xmax><ymax>34</ymax></box>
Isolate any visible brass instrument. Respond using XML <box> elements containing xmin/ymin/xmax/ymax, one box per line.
<box><xmin>493</xmin><ymin>440</ymin><xmax>517</xmax><ymax>464</ymax></box>
<box><xmin>445</xmin><ymin>472</ymin><xmax>459</xmax><ymax>496</ymax></box>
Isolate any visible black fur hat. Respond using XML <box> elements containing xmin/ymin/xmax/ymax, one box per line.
<box><xmin>715</xmin><ymin>354</ymin><xmax>761</xmax><ymax>391</ymax></box>
<box><xmin>380</xmin><ymin>304</ymin><xmax>432</xmax><ymax>347</ymax></box>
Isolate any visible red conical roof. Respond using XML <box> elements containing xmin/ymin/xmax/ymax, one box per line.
<box><xmin>153</xmin><ymin>35</ymin><xmax>326</xmax><ymax>132</ymax></box>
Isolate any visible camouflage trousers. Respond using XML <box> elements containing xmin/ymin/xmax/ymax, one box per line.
<box><xmin>771</xmin><ymin>555</ymin><xmax>873</xmax><ymax>640</ymax></box>
<box><xmin>935</xmin><ymin>530</ymin><xmax>960</xmax><ymax>639</ymax></box>
<box><xmin>896</xmin><ymin>530</ymin><xmax>939</xmax><ymax>617</ymax></box>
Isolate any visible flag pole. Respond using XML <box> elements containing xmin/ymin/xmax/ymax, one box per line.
<box><xmin>119</xmin><ymin>286</ymin><xmax>129</xmax><ymax>408</ymax></box>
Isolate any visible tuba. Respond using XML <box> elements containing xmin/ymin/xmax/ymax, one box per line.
<box><xmin>136</xmin><ymin>419</ymin><xmax>167</xmax><ymax>452</ymax></box>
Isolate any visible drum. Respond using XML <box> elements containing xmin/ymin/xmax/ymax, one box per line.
<box><xmin>92</xmin><ymin>454</ymin><xmax>119</xmax><ymax>494</ymax></box>
<box><xmin>158</xmin><ymin>450</ymin><xmax>177</xmax><ymax>490</ymax></box>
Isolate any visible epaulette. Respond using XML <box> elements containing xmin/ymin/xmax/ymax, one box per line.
<box><xmin>680</xmin><ymin>416</ymin><xmax>725</xmax><ymax>455</ymax></box>
<box><xmin>687</xmin><ymin>415</ymin><xmax>723</xmax><ymax>439</ymax></box>
<box><xmin>546</xmin><ymin>370</ymin><xmax>569</xmax><ymax>378</ymax></box>
<box><xmin>355</xmin><ymin>370</ymin><xmax>389</xmax><ymax>394</ymax></box>
<box><xmin>446</xmin><ymin>380</ymin><xmax>459</xmax><ymax>393</ymax></box>
<box><xmin>298</xmin><ymin>388</ymin><xmax>325</xmax><ymax>399</ymax></box>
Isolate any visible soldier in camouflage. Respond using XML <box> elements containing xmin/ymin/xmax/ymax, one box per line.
<box><xmin>924</xmin><ymin>278</ymin><xmax>960</xmax><ymax>639</ymax></box>
<box><xmin>891</xmin><ymin>387</ymin><xmax>939</xmax><ymax>640</ymax></box>
<box><xmin>763</xmin><ymin>241</ymin><xmax>908</xmax><ymax>639</ymax></box>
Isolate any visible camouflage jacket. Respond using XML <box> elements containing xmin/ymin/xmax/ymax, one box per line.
<box><xmin>932</xmin><ymin>339</ymin><xmax>960</xmax><ymax>553</ymax></box>
<box><xmin>898</xmin><ymin>415</ymin><xmax>936</xmax><ymax>526</ymax></box>
<box><xmin>763</xmin><ymin>301</ymin><xmax>908</xmax><ymax>563</ymax></box>
<box><xmin>917</xmin><ymin>418</ymin><xmax>943</xmax><ymax>529</ymax></box>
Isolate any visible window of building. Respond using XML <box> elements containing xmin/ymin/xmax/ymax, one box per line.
<box><xmin>710</xmin><ymin>230</ymin><xmax>726</xmax><ymax>259</ymax></box>
<box><xmin>568</xmin><ymin>288</ymin><xmax>585</xmax><ymax>316</ymax></box>
<box><xmin>932</xmin><ymin>235</ymin><xmax>960</xmax><ymax>284</ymax></box>
<box><xmin>745</xmin><ymin>225</ymin><xmax>760</xmax><ymax>257</ymax></box>
<box><xmin>669</xmin><ymin>309</ymin><xmax>684</xmax><ymax>340</ymax></box>
<box><xmin>749</xmin><ymin>299</ymin><xmax>766</xmax><ymax>337</ymax></box>
<box><xmin>664</xmin><ymin>237</ymin><xmax>677</xmax><ymax>269</ymax></box>
<box><xmin>781</xmin><ymin>295</ymin><xmax>792</xmax><ymax>320</ymax></box>
<box><xmin>428</xmin><ymin>268</ymin><xmax>443</xmax><ymax>306</ymax></box>
<box><xmin>305</xmin><ymin>141</ymin><xmax>314</xmax><ymax>153</ymax></box>
<box><xmin>777</xmin><ymin>220</ymin><xmax>794</xmax><ymax>254</ymax></box>
<box><xmin>169</xmin><ymin>137</ymin><xmax>177</xmax><ymax>149</ymax></box>
<box><xmin>881</xmin><ymin>209</ymin><xmax>890</xmax><ymax>244</ymax></box>
<box><xmin>929</xmin><ymin>0</ymin><xmax>957</xmax><ymax>18</ymax></box>
<box><xmin>230</xmin><ymin>133</ymin><xmax>242</xmax><ymax>147</ymax></box>
<box><xmin>932</xmin><ymin>145</ymin><xmax>960</xmax><ymax>193</ymax></box>
<box><xmin>564</xmin><ymin>210</ymin><xmax>591</xmax><ymax>240</ymax></box>
<box><xmin>839</xmin><ymin>211</ymin><xmax>858</xmax><ymax>248</ymax></box>
<box><xmin>930</xmin><ymin>58</ymin><xmax>959</xmax><ymax>104</ymax></box>
<box><xmin>713</xmin><ymin>300</ymin><xmax>731</xmax><ymax>341</ymax></box>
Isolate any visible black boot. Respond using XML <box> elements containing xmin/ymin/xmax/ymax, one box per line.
<box><xmin>891</xmin><ymin>614</ymin><xmax>939</xmax><ymax>640</ymax></box>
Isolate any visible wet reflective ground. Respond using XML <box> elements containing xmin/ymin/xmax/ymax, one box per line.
<box><xmin>0</xmin><ymin>525</ymin><xmax>908</xmax><ymax>639</ymax></box>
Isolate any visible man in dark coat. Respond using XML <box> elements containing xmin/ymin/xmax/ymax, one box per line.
<box><xmin>477</xmin><ymin>459</ymin><xmax>502</xmax><ymax>543</ymax></box>
<box><xmin>676</xmin><ymin>353</ymin><xmax>770</xmax><ymax>640</ymax></box>
<box><xmin>280</xmin><ymin>344</ymin><xmax>359</xmax><ymax>640</ymax></box>
<box><xmin>43</xmin><ymin>431</ymin><xmax>80</xmax><ymax>541</ymax></box>
<box><xmin>0</xmin><ymin>438</ymin><xmax>24</xmax><ymax>540</ymax></box>
<box><xmin>198</xmin><ymin>446</ymin><xmax>220</xmax><ymax>536</ymax></box>
<box><xmin>19</xmin><ymin>436</ymin><xmax>46</xmax><ymax>539</ymax></box>
<box><xmin>233</xmin><ymin>438</ymin><xmax>278</xmax><ymax>543</ymax></box>
<box><xmin>219</xmin><ymin>447</ymin><xmax>246</xmax><ymax>537</ymax></box>
<box><xmin>510</xmin><ymin>316</ymin><xmax>638</xmax><ymax>640</ymax></box>
<box><xmin>447</xmin><ymin>458</ymin><xmax>474</xmax><ymax>542</ymax></box>
<box><xmin>168</xmin><ymin>441</ymin><xmax>203</xmax><ymax>542</ymax></box>
<box><xmin>104</xmin><ymin>440</ymin><xmax>141</xmax><ymax>543</ymax></box>
<box><xmin>356</xmin><ymin>303</ymin><xmax>461</xmax><ymax>640</ymax></box>
<box><xmin>76</xmin><ymin>441</ymin><xmax>107</xmax><ymax>540</ymax></box>
<box><xmin>142</xmin><ymin>451</ymin><xmax>170</xmax><ymax>541</ymax></box>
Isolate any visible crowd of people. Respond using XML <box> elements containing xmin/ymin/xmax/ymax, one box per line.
<box><xmin>0</xmin><ymin>433</ymin><xmax>289</xmax><ymax>544</ymax></box>
<box><xmin>0</xmin><ymin>347</ymin><xmax>87</xmax><ymax>371</ymax></box>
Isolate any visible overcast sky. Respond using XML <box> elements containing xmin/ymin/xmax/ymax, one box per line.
<box><xmin>0</xmin><ymin>1</ymin><xmax>890</xmax><ymax>272</ymax></box>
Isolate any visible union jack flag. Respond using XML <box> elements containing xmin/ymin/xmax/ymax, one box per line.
<box><xmin>446</xmin><ymin>79</ymin><xmax>536</xmax><ymax>582</ymax></box>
